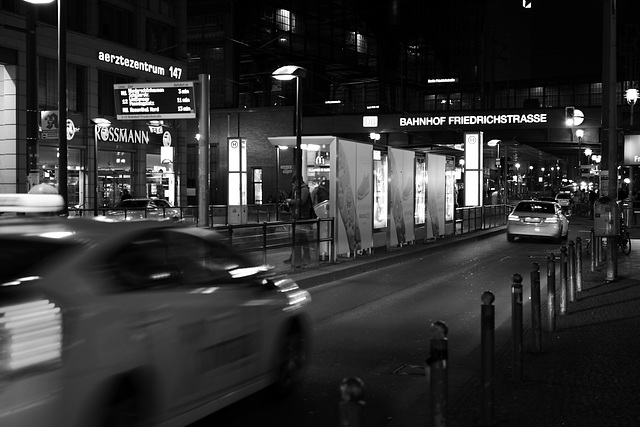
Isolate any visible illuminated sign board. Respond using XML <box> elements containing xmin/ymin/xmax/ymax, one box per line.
<box><xmin>114</xmin><ymin>82</ymin><xmax>196</xmax><ymax>120</ymax></box>
<box><xmin>98</xmin><ymin>51</ymin><xmax>183</xmax><ymax>79</ymax></box>
<box><xmin>624</xmin><ymin>134</ymin><xmax>640</xmax><ymax>165</ymax></box>
<box><xmin>363</xmin><ymin>116</ymin><xmax>379</xmax><ymax>127</ymax></box>
<box><xmin>400</xmin><ymin>113</ymin><xmax>548</xmax><ymax>127</ymax></box>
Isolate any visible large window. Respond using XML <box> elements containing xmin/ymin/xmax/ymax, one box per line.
<box><xmin>147</xmin><ymin>19</ymin><xmax>176</xmax><ymax>57</ymax></box>
<box><xmin>99</xmin><ymin>2</ymin><xmax>134</xmax><ymax>47</ymax></box>
<box><xmin>38</xmin><ymin>57</ymin><xmax>85</xmax><ymax>112</ymax></box>
<box><xmin>97</xmin><ymin>71</ymin><xmax>131</xmax><ymax>116</ymax></box>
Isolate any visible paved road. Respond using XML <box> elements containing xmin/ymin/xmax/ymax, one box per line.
<box><xmin>192</xmin><ymin>226</ymin><xmax>570</xmax><ymax>426</ymax></box>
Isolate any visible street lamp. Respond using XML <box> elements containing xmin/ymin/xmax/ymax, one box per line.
<box><xmin>91</xmin><ymin>118</ymin><xmax>111</xmax><ymax>216</ymax></box>
<box><xmin>272</xmin><ymin>65</ymin><xmax>306</xmax><ymax>219</ymax></box>
<box><xmin>626</xmin><ymin>88</ymin><xmax>638</xmax><ymax>126</ymax></box>
<box><xmin>24</xmin><ymin>0</ymin><xmax>66</xmax><ymax>214</ymax></box>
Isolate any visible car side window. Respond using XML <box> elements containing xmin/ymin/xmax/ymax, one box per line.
<box><xmin>111</xmin><ymin>232</ymin><xmax>183</xmax><ymax>291</ymax></box>
<box><xmin>164</xmin><ymin>231</ymin><xmax>246</xmax><ymax>286</ymax></box>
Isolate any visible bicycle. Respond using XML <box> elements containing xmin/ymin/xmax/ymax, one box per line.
<box><xmin>584</xmin><ymin>217</ymin><xmax>631</xmax><ymax>256</ymax></box>
<box><xmin>619</xmin><ymin>220</ymin><xmax>631</xmax><ymax>255</ymax></box>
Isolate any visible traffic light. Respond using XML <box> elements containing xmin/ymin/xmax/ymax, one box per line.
<box><xmin>565</xmin><ymin>106</ymin><xmax>575</xmax><ymax>126</ymax></box>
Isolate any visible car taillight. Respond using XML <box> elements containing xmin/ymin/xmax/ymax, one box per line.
<box><xmin>545</xmin><ymin>217</ymin><xmax>559</xmax><ymax>223</ymax></box>
<box><xmin>0</xmin><ymin>299</ymin><xmax>62</xmax><ymax>372</ymax></box>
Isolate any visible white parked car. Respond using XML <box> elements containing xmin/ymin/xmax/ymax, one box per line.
<box><xmin>507</xmin><ymin>199</ymin><xmax>569</xmax><ymax>243</ymax></box>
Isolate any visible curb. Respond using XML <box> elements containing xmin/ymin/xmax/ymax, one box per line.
<box><xmin>293</xmin><ymin>226</ymin><xmax>506</xmax><ymax>288</ymax></box>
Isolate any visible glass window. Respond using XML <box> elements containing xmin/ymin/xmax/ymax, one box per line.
<box><xmin>147</xmin><ymin>19</ymin><xmax>176</xmax><ymax>57</ymax></box>
<box><xmin>97</xmin><ymin>71</ymin><xmax>131</xmax><ymax>116</ymax></box>
<box><xmin>38</xmin><ymin>58</ymin><xmax>84</xmax><ymax>112</ymax></box>
<box><xmin>99</xmin><ymin>2</ymin><xmax>134</xmax><ymax>47</ymax></box>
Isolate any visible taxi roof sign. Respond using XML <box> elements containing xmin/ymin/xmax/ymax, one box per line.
<box><xmin>0</xmin><ymin>194</ymin><xmax>64</xmax><ymax>213</ymax></box>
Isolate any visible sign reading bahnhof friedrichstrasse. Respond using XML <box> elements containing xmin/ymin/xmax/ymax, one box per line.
<box><xmin>114</xmin><ymin>81</ymin><xmax>196</xmax><ymax>120</ymax></box>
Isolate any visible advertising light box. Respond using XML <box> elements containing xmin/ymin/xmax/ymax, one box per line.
<box><xmin>114</xmin><ymin>81</ymin><xmax>196</xmax><ymax>120</ymax></box>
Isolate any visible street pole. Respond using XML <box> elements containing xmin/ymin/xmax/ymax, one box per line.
<box><xmin>58</xmin><ymin>0</ymin><xmax>68</xmax><ymax>215</ymax></box>
<box><xmin>198</xmin><ymin>74</ymin><xmax>211</xmax><ymax>227</ymax></box>
<box><xmin>295</xmin><ymin>74</ymin><xmax>302</xmax><ymax>219</ymax></box>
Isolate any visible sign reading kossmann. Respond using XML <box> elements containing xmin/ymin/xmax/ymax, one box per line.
<box><xmin>400</xmin><ymin>113</ymin><xmax>548</xmax><ymax>127</ymax></box>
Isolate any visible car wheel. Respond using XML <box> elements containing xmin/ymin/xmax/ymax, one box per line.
<box><xmin>273</xmin><ymin>329</ymin><xmax>307</xmax><ymax>396</ymax></box>
<box><xmin>507</xmin><ymin>233</ymin><xmax>515</xmax><ymax>242</ymax></box>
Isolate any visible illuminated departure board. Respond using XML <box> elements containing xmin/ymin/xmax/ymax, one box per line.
<box><xmin>113</xmin><ymin>81</ymin><xmax>196</xmax><ymax>120</ymax></box>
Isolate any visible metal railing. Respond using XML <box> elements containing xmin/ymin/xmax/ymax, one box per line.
<box><xmin>210</xmin><ymin>217</ymin><xmax>335</xmax><ymax>264</ymax></box>
<box><xmin>454</xmin><ymin>204</ymin><xmax>510</xmax><ymax>235</ymax></box>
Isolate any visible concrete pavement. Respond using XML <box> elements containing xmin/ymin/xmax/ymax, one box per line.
<box><xmin>286</xmin><ymin>217</ymin><xmax>640</xmax><ymax>426</ymax></box>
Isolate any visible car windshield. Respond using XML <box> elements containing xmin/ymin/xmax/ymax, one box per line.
<box><xmin>515</xmin><ymin>202</ymin><xmax>555</xmax><ymax>214</ymax></box>
<box><xmin>0</xmin><ymin>239</ymin><xmax>78</xmax><ymax>283</ymax></box>
<box><xmin>557</xmin><ymin>194</ymin><xmax>571</xmax><ymax>199</ymax></box>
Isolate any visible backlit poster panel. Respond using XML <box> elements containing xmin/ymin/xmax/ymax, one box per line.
<box><xmin>427</xmin><ymin>154</ymin><xmax>446</xmax><ymax>239</ymax></box>
<box><xmin>355</xmin><ymin>143</ymin><xmax>373</xmax><ymax>251</ymax></box>
<box><xmin>389</xmin><ymin>148</ymin><xmax>415</xmax><ymax>246</ymax></box>
<box><xmin>336</xmin><ymin>140</ymin><xmax>373</xmax><ymax>254</ymax></box>
<box><xmin>373</xmin><ymin>151</ymin><xmax>388</xmax><ymax>229</ymax></box>
<box><xmin>464</xmin><ymin>132</ymin><xmax>483</xmax><ymax>206</ymax></box>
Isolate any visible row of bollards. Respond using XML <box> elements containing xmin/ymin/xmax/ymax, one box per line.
<box><xmin>339</xmin><ymin>237</ymin><xmax>590</xmax><ymax>427</ymax></box>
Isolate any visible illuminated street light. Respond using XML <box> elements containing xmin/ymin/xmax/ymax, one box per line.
<box><xmin>272</xmin><ymin>65</ymin><xmax>307</xmax><ymax>219</ymax></box>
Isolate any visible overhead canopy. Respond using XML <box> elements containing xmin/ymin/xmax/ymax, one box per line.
<box><xmin>267</xmin><ymin>135</ymin><xmax>336</xmax><ymax>147</ymax></box>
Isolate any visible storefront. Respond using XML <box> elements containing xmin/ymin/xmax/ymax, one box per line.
<box><xmin>36</xmin><ymin>113</ymin><xmax>178</xmax><ymax>209</ymax></box>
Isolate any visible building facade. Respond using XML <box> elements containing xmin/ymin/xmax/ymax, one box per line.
<box><xmin>0</xmin><ymin>0</ymin><xmax>190</xmax><ymax>208</ymax></box>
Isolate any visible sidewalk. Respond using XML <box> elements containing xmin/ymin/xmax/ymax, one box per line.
<box><xmin>287</xmin><ymin>218</ymin><xmax>640</xmax><ymax>426</ymax></box>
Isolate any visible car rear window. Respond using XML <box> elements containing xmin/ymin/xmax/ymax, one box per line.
<box><xmin>0</xmin><ymin>239</ymin><xmax>77</xmax><ymax>283</ymax></box>
<box><xmin>515</xmin><ymin>202</ymin><xmax>555</xmax><ymax>214</ymax></box>
<box><xmin>556</xmin><ymin>194</ymin><xmax>571</xmax><ymax>199</ymax></box>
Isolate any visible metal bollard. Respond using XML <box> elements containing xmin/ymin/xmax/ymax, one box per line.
<box><xmin>530</xmin><ymin>263</ymin><xmax>542</xmax><ymax>353</ymax></box>
<box><xmin>567</xmin><ymin>241</ymin><xmax>576</xmax><ymax>303</ymax></box>
<box><xmin>576</xmin><ymin>237</ymin><xmax>583</xmax><ymax>293</ymax></box>
<box><xmin>559</xmin><ymin>246</ymin><xmax>568</xmax><ymax>315</ymax></box>
<box><xmin>511</xmin><ymin>274</ymin><xmax>523</xmax><ymax>381</ymax></box>
<box><xmin>425</xmin><ymin>320</ymin><xmax>448</xmax><ymax>427</ymax></box>
<box><xmin>546</xmin><ymin>253</ymin><xmax>556</xmax><ymax>332</ymax></box>
<box><xmin>339</xmin><ymin>376</ymin><xmax>365</xmax><ymax>427</ymax></box>
<box><xmin>481</xmin><ymin>291</ymin><xmax>495</xmax><ymax>426</ymax></box>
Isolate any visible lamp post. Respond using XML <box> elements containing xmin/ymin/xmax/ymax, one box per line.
<box><xmin>576</xmin><ymin>129</ymin><xmax>584</xmax><ymax>183</ymax></box>
<box><xmin>91</xmin><ymin>118</ymin><xmax>110</xmax><ymax>216</ymax></box>
<box><xmin>24</xmin><ymin>0</ymin><xmax>66</xmax><ymax>214</ymax></box>
<box><xmin>626</xmin><ymin>88</ymin><xmax>638</xmax><ymax>126</ymax></box>
<box><xmin>272</xmin><ymin>65</ymin><xmax>307</xmax><ymax>219</ymax></box>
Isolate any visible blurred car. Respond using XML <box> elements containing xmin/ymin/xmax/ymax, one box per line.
<box><xmin>555</xmin><ymin>192</ymin><xmax>574</xmax><ymax>214</ymax></box>
<box><xmin>507</xmin><ymin>199</ymin><xmax>569</xmax><ymax>242</ymax></box>
<box><xmin>0</xmin><ymin>194</ymin><xmax>312</xmax><ymax>427</ymax></box>
<box><xmin>105</xmin><ymin>197</ymin><xmax>181</xmax><ymax>221</ymax></box>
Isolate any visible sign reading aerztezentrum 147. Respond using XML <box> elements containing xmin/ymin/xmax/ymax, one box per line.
<box><xmin>113</xmin><ymin>81</ymin><xmax>196</xmax><ymax>120</ymax></box>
